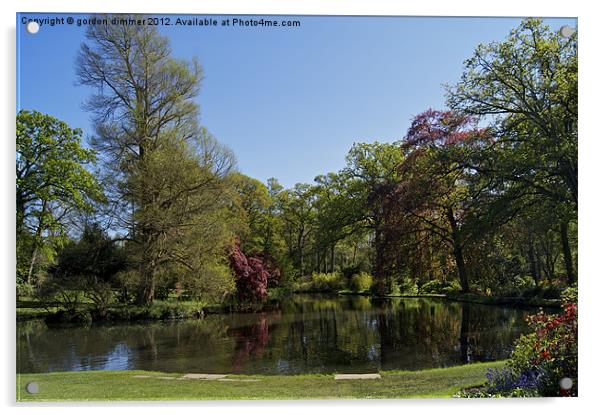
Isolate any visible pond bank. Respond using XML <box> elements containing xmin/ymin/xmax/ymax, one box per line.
<box><xmin>16</xmin><ymin>290</ymin><xmax>559</xmax><ymax>323</ymax></box>
<box><xmin>17</xmin><ymin>360</ymin><xmax>506</xmax><ymax>401</ymax></box>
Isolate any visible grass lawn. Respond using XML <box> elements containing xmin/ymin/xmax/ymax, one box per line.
<box><xmin>17</xmin><ymin>360</ymin><xmax>505</xmax><ymax>401</ymax></box>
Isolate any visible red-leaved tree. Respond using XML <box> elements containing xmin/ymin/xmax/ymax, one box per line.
<box><xmin>229</xmin><ymin>239</ymin><xmax>280</xmax><ymax>301</ymax></box>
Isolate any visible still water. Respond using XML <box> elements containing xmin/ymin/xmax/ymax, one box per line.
<box><xmin>17</xmin><ymin>295</ymin><xmax>534</xmax><ymax>374</ymax></box>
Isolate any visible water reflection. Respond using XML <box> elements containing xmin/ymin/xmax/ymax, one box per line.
<box><xmin>17</xmin><ymin>295</ymin><xmax>532</xmax><ymax>374</ymax></box>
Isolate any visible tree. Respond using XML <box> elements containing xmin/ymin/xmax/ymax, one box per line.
<box><xmin>447</xmin><ymin>18</ymin><xmax>577</xmax><ymax>283</ymax></box>
<box><xmin>342</xmin><ymin>142</ymin><xmax>404</xmax><ymax>294</ymax></box>
<box><xmin>16</xmin><ymin>110</ymin><xmax>103</xmax><ymax>285</ymax></box>
<box><xmin>51</xmin><ymin>223</ymin><xmax>126</xmax><ymax>286</ymax></box>
<box><xmin>230</xmin><ymin>173</ymin><xmax>271</xmax><ymax>254</ymax></box>
<box><xmin>229</xmin><ymin>240</ymin><xmax>279</xmax><ymax>302</ymax></box>
<box><xmin>390</xmin><ymin>110</ymin><xmax>491</xmax><ymax>293</ymax></box>
<box><xmin>278</xmin><ymin>183</ymin><xmax>318</xmax><ymax>277</ymax></box>
<box><xmin>76</xmin><ymin>14</ymin><xmax>236</xmax><ymax>304</ymax></box>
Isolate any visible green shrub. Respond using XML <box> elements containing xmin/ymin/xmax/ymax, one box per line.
<box><xmin>308</xmin><ymin>272</ymin><xmax>346</xmax><ymax>292</ymax></box>
<box><xmin>340</xmin><ymin>265</ymin><xmax>361</xmax><ymax>280</ymax></box>
<box><xmin>419</xmin><ymin>279</ymin><xmax>460</xmax><ymax>294</ymax></box>
<box><xmin>16</xmin><ymin>282</ymin><xmax>36</xmax><ymax>300</ymax></box>
<box><xmin>350</xmin><ymin>272</ymin><xmax>373</xmax><ymax>292</ymax></box>
<box><xmin>397</xmin><ymin>278</ymin><xmax>419</xmax><ymax>295</ymax></box>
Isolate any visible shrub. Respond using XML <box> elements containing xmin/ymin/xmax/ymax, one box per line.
<box><xmin>350</xmin><ymin>272</ymin><xmax>373</xmax><ymax>292</ymax></box>
<box><xmin>341</xmin><ymin>265</ymin><xmax>361</xmax><ymax>280</ymax></box>
<box><xmin>85</xmin><ymin>282</ymin><xmax>114</xmax><ymax>319</ymax></box>
<box><xmin>230</xmin><ymin>241</ymin><xmax>279</xmax><ymax>302</ymax></box>
<box><xmin>16</xmin><ymin>282</ymin><xmax>36</xmax><ymax>300</ymax></box>
<box><xmin>419</xmin><ymin>279</ymin><xmax>460</xmax><ymax>294</ymax></box>
<box><xmin>397</xmin><ymin>278</ymin><xmax>419</xmax><ymax>295</ymax></box>
<box><xmin>309</xmin><ymin>272</ymin><xmax>346</xmax><ymax>292</ymax></box>
<box><xmin>508</xmin><ymin>286</ymin><xmax>577</xmax><ymax>396</ymax></box>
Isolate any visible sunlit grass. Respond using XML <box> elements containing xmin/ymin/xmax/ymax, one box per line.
<box><xmin>17</xmin><ymin>360</ymin><xmax>506</xmax><ymax>401</ymax></box>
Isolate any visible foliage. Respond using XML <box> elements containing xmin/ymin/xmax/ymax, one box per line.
<box><xmin>16</xmin><ymin>282</ymin><xmax>35</xmax><ymax>300</ymax></box>
<box><xmin>16</xmin><ymin>110</ymin><xmax>104</xmax><ymax>285</ymax></box>
<box><xmin>349</xmin><ymin>272</ymin><xmax>373</xmax><ymax>292</ymax></box>
<box><xmin>229</xmin><ymin>240</ymin><xmax>280</xmax><ymax>302</ymax></box>
<box><xmin>16</xmin><ymin>17</ymin><xmax>577</xmax><ymax>320</ymax></box>
<box><xmin>296</xmin><ymin>272</ymin><xmax>346</xmax><ymax>292</ymax></box>
<box><xmin>76</xmin><ymin>15</ymin><xmax>237</xmax><ymax>305</ymax></box>
<box><xmin>395</xmin><ymin>279</ymin><xmax>419</xmax><ymax>296</ymax></box>
<box><xmin>419</xmin><ymin>279</ymin><xmax>461</xmax><ymax>294</ymax></box>
<box><xmin>447</xmin><ymin>17</ymin><xmax>577</xmax><ymax>284</ymax></box>
<box><xmin>51</xmin><ymin>223</ymin><xmax>126</xmax><ymax>286</ymax></box>
<box><xmin>460</xmin><ymin>286</ymin><xmax>578</xmax><ymax>398</ymax></box>
<box><xmin>85</xmin><ymin>282</ymin><xmax>114</xmax><ymax>319</ymax></box>
<box><xmin>508</xmin><ymin>286</ymin><xmax>577</xmax><ymax>396</ymax></box>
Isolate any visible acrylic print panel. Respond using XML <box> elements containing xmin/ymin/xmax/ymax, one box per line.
<box><xmin>16</xmin><ymin>12</ymin><xmax>578</xmax><ymax>401</ymax></box>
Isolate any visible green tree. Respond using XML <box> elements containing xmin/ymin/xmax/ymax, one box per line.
<box><xmin>278</xmin><ymin>183</ymin><xmax>318</xmax><ymax>277</ymax></box>
<box><xmin>16</xmin><ymin>110</ymin><xmax>103</xmax><ymax>285</ymax></box>
<box><xmin>447</xmin><ymin>18</ymin><xmax>577</xmax><ymax>284</ymax></box>
<box><xmin>341</xmin><ymin>142</ymin><xmax>404</xmax><ymax>294</ymax></box>
<box><xmin>76</xmin><ymin>14</ymin><xmax>236</xmax><ymax>304</ymax></box>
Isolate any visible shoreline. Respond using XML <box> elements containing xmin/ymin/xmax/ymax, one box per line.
<box><xmin>16</xmin><ymin>291</ymin><xmax>560</xmax><ymax>323</ymax></box>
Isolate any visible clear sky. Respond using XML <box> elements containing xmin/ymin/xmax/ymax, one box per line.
<box><xmin>17</xmin><ymin>14</ymin><xmax>576</xmax><ymax>188</ymax></box>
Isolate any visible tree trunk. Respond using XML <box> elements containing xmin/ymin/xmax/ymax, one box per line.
<box><xmin>27</xmin><ymin>200</ymin><xmax>47</xmax><ymax>285</ymax></box>
<box><xmin>136</xmin><ymin>262</ymin><xmax>157</xmax><ymax>305</ymax></box>
<box><xmin>372</xmin><ymin>222</ymin><xmax>389</xmax><ymax>296</ymax></box>
<box><xmin>527</xmin><ymin>234</ymin><xmax>540</xmax><ymax>286</ymax></box>
<box><xmin>560</xmin><ymin>220</ymin><xmax>575</xmax><ymax>285</ymax></box>
<box><xmin>330</xmin><ymin>244</ymin><xmax>335</xmax><ymax>273</ymax></box>
<box><xmin>446</xmin><ymin>207</ymin><xmax>469</xmax><ymax>293</ymax></box>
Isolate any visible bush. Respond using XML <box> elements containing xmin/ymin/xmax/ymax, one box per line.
<box><xmin>508</xmin><ymin>286</ymin><xmax>577</xmax><ymax>396</ymax></box>
<box><xmin>307</xmin><ymin>272</ymin><xmax>346</xmax><ymax>292</ymax></box>
<box><xmin>493</xmin><ymin>275</ymin><xmax>537</xmax><ymax>297</ymax></box>
<box><xmin>350</xmin><ymin>272</ymin><xmax>373</xmax><ymax>292</ymax></box>
<box><xmin>85</xmin><ymin>282</ymin><xmax>114</xmax><ymax>319</ymax></box>
<box><xmin>341</xmin><ymin>265</ymin><xmax>362</xmax><ymax>280</ymax></box>
<box><xmin>16</xmin><ymin>282</ymin><xmax>36</xmax><ymax>300</ymax></box>
<box><xmin>46</xmin><ymin>308</ymin><xmax>92</xmax><ymax>325</ymax></box>
<box><xmin>396</xmin><ymin>278</ymin><xmax>419</xmax><ymax>295</ymax></box>
<box><xmin>419</xmin><ymin>279</ymin><xmax>460</xmax><ymax>294</ymax></box>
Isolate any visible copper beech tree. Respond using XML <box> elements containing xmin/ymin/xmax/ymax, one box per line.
<box><xmin>376</xmin><ymin>109</ymin><xmax>491</xmax><ymax>293</ymax></box>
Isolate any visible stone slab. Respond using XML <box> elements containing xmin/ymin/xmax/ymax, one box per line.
<box><xmin>181</xmin><ymin>374</ymin><xmax>227</xmax><ymax>380</ymax></box>
<box><xmin>334</xmin><ymin>373</ymin><xmax>381</xmax><ymax>380</ymax></box>
<box><xmin>217</xmin><ymin>378</ymin><xmax>259</xmax><ymax>382</ymax></box>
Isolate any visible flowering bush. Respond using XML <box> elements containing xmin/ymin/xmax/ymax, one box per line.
<box><xmin>485</xmin><ymin>367</ymin><xmax>542</xmax><ymax>397</ymax></box>
<box><xmin>456</xmin><ymin>286</ymin><xmax>577</xmax><ymax>398</ymax></box>
<box><xmin>508</xmin><ymin>286</ymin><xmax>577</xmax><ymax>396</ymax></box>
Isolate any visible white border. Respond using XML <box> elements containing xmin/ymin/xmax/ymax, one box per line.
<box><xmin>3</xmin><ymin>1</ymin><xmax>600</xmax><ymax>415</ymax></box>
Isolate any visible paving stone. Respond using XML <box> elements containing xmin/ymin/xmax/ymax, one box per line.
<box><xmin>217</xmin><ymin>378</ymin><xmax>259</xmax><ymax>382</ymax></box>
<box><xmin>181</xmin><ymin>373</ymin><xmax>227</xmax><ymax>380</ymax></box>
<box><xmin>334</xmin><ymin>373</ymin><xmax>381</xmax><ymax>380</ymax></box>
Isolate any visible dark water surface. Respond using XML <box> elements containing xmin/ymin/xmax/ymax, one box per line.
<box><xmin>17</xmin><ymin>295</ymin><xmax>534</xmax><ymax>374</ymax></box>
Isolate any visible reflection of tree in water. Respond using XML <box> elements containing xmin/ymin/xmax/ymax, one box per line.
<box><xmin>458</xmin><ymin>303</ymin><xmax>530</xmax><ymax>363</ymax></box>
<box><xmin>228</xmin><ymin>313</ymin><xmax>270</xmax><ymax>373</ymax></box>
<box><xmin>18</xmin><ymin>296</ymin><xmax>533</xmax><ymax>374</ymax></box>
<box><xmin>17</xmin><ymin>318</ymin><xmax>233</xmax><ymax>373</ymax></box>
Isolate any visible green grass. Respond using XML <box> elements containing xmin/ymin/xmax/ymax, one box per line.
<box><xmin>17</xmin><ymin>360</ymin><xmax>506</xmax><ymax>401</ymax></box>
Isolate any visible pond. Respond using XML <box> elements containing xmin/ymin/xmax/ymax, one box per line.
<box><xmin>17</xmin><ymin>295</ymin><xmax>535</xmax><ymax>374</ymax></box>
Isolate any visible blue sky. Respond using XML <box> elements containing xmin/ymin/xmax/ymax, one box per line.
<box><xmin>17</xmin><ymin>14</ymin><xmax>576</xmax><ymax>188</ymax></box>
